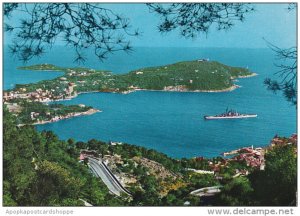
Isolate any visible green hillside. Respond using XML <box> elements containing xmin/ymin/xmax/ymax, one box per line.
<box><xmin>15</xmin><ymin>60</ymin><xmax>255</xmax><ymax>94</ymax></box>
<box><xmin>117</xmin><ymin>60</ymin><xmax>253</xmax><ymax>91</ymax></box>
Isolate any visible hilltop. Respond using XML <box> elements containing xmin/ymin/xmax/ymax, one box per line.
<box><xmin>117</xmin><ymin>60</ymin><xmax>255</xmax><ymax>92</ymax></box>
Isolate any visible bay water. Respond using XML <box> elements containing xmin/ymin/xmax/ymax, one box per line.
<box><xmin>4</xmin><ymin>46</ymin><xmax>296</xmax><ymax>158</ymax></box>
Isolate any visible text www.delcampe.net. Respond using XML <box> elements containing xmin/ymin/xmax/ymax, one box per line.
<box><xmin>207</xmin><ymin>208</ymin><xmax>295</xmax><ymax>216</ymax></box>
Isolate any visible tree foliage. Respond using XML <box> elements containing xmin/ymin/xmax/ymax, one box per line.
<box><xmin>147</xmin><ymin>3</ymin><xmax>254</xmax><ymax>38</ymax></box>
<box><xmin>249</xmin><ymin>145</ymin><xmax>297</xmax><ymax>206</ymax></box>
<box><xmin>216</xmin><ymin>177</ymin><xmax>254</xmax><ymax>206</ymax></box>
<box><xmin>30</xmin><ymin>160</ymin><xmax>83</xmax><ymax>206</ymax></box>
<box><xmin>264</xmin><ymin>5</ymin><xmax>297</xmax><ymax>105</ymax></box>
<box><xmin>4</xmin><ymin>3</ymin><xmax>255</xmax><ymax>63</ymax></box>
<box><xmin>264</xmin><ymin>43</ymin><xmax>297</xmax><ymax>105</ymax></box>
<box><xmin>3</xmin><ymin>107</ymin><xmax>125</xmax><ymax>206</ymax></box>
<box><xmin>287</xmin><ymin>3</ymin><xmax>297</xmax><ymax>11</ymax></box>
<box><xmin>4</xmin><ymin>3</ymin><xmax>140</xmax><ymax>63</ymax></box>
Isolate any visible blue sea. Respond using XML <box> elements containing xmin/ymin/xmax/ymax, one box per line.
<box><xmin>3</xmin><ymin>46</ymin><xmax>297</xmax><ymax>158</ymax></box>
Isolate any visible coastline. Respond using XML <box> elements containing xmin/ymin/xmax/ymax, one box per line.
<box><xmin>17</xmin><ymin>108</ymin><xmax>101</xmax><ymax>127</ymax></box>
<box><xmin>14</xmin><ymin>72</ymin><xmax>254</xmax><ymax>126</ymax></box>
<box><xmin>12</xmin><ymin>64</ymin><xmax>258</xmax><ymax>103</ymax></box>
<box><xmin>43</xmin><ymin>84</ymin><xmax>242</xmax><ymax>100</ymax></box>
<box><xmin>29</xmin><ymin>85</ymin><xmax>240</xmax><ymax>126</ymax></box>
<box><xmin>18</xmin><ymin>68</ymin><xmax>65</xmax><ymax>72</ymax></box>
<box><xmin>121</xmin><ymin>84</ymin><xmax>241</xmax><ymax>94</ymax></box>
<box><xmin>111</xmin><ymin>73</ymin><xmax>257</xmax><ymax>94</ymax></box>
<box><xmin>10</xmin><ymin>66</ymin><xmax>257</xmax><ymax>127</ymax></box>
<box><xmin>33</xmin><ymin>108</ymin><xmax>101</xmax><ymax>125</ymax></box>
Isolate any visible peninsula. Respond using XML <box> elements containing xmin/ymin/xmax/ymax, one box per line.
<box><xmin>4</xmin><ymin>60</ymin><xmax>256</xmax><ymax>125</ymax></box>
<box><xmin>16</xmin><ymin>60</ymin><xmax>256</xmax><ymax>94</ymax></box>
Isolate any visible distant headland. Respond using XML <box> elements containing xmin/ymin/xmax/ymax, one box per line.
<box><xmin>4</xmin><ymin>60</ymin><xmax>257</xmax><ymax>125</ymax></box>
<box><xmin>16</xmin><ymin>59</ymin><xmax>256</xmax><ymax>94</ymax></box>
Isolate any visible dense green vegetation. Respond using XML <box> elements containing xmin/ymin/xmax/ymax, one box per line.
<box><xmin>3</xmin><ymin>107</ymin><xmax>220</xmax><ymax>206</ymax></box>
<box><xmin>13</xmin><ymin>60</ymin><xmax>254</xmax><ymax>94</ymax></box>
<box><xmin>5</xmin><ymin>60</ymin><xmax>254</xmax><ymax>126</ymax></box>
<box><xmin>3</xmin><ymin>107</ymin><xmax>124</xmax><ymax>206</ymax></box>
<box><xmin>118</xmin><ymin>60</ymin><xmax>253</xmax><ymax>91</ymax></box>
<box><xmin>8</xmin><ymin>99</ymin><xmax>93</xmax><ymax>125</ymax></box>
<box><xmin>18</xmin><ymin>63</ymin><xmax>64</xmax><ymax>71</ymax></box>
<box><xmin>249</xmin><ymin>145</ymin><xmax>297</xmax><ymax>206</ymax></box>
<box><xmin>3</xmin><ymin>106</ymin><xmax>296</xmax><ymax>206</ymax></box>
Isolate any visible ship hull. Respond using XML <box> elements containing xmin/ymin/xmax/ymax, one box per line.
<box><xmin>204</xmin><ymin>114</ymin><xmax>257</xmax><ymax>120</ymax></box>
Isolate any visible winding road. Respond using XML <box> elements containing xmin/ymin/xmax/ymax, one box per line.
<box><xmin>87</xmin><ymin>157</ymin><xmax>131</xmax><ymax>196</ymax></box>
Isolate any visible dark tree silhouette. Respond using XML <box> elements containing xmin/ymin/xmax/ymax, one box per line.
<box><xmin>264</xmin><ymin>5</ymin><xmax>297</xmax><ymax>106</ymax></box>
<box><xmin>4</xmin><ymin>3</ymin><xmax>140</xmax><ymax>63</ymax></box>
<box><xmin>287</xmin><ymin>3</ymin><xmax>297</xmax><ymax>11</ymax></box>
<box><xmin>147</xmin><ymin>3</ymin><xmax>254</xmax><ymax>38</ymax></box>
<box><xmin>264</xmin><ymin>43</ymin><xmax>297</xmax><ymax>105</ymax></box>
<box><xmin>4</xmin><ymin>3</ymin><xmax>254</xmax><ymax>63</ymax></box>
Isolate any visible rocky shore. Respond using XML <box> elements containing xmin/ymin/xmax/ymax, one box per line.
<box><xmin>18</xmin><ymin>108</ymin><xmax>101</xmax><ymax>127</ymax></box>
<box><xmin>33</xmin><ymin>108</ymin><xmax>101</xmax><ymax>125</ymax></box>
<box><xmin>118</xmin><ymin>84</ymin><xmax>241</xmax><ymax>94</ymax></box>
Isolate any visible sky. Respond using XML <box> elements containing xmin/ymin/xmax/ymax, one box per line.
<box><xmin>3</xmin><ymin>3</ymin><xmax>297</xmax><ymax>49</ymax></box>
